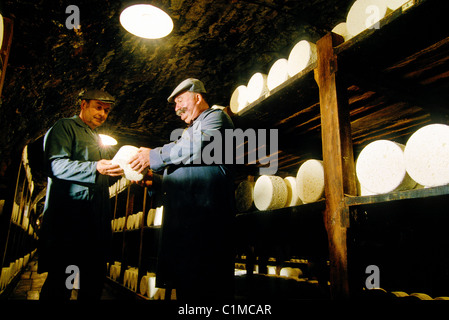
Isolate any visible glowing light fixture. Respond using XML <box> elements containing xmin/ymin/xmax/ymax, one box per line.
<box><xmin>120</xmin><ymin>4</ymin><xmax>173</xmax><ymax>39</ymax></box>
<box><xmin>99</xmin><ymin>134</ymin><xmax>118</xmax><ymax>146</ymax></box>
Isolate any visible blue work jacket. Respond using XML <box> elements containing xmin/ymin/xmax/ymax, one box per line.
<box><xmin>38</xmin><ymin>115</ymin><xmax>113</xmax><ymax>272</ymax></box>
<box><xmin>149</xmin><ymin>107</ymin><xmax>237</xmax><ymax>291</ymax></box>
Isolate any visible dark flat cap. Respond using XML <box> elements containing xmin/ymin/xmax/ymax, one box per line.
<box><xmin>167</xmin><ymin>78</ymin><xmax>206</xmax><ymax>103</ymax></box>
<box><xmin>80</xmin><ymin>89</ymin><xmax>115</xmax><ymax>103</ymax></box>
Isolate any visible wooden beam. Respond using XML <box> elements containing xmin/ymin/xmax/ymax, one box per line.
<box><xmin>315</xmin><ymin>32</ymin><xmax>357</xmax><ymax>299</ymax></box>
<box><xmin>0</xmin><ymin>17</ymin><xmax>14</xmax><ymax>99</ymax></box>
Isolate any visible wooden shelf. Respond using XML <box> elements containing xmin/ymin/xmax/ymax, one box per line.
<box><xmin>345</xmin><ymin>184</ymin><xmax>449</xmax><ymax>207</ymax></box>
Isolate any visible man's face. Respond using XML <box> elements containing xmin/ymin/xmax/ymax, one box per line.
<box><xmin>80</xmin><ymin>100</ymin><xmax>111</xmax><ymax>129</ymax></box>
<box><xmin>174</xmin><ymin>91</ymin><xmax>199</xmax><ymax>124</ymax></box>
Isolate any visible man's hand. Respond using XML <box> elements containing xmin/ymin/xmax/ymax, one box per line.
<box><xmin>129</xmin><ymin>147</ymin><xmax>151</xmax><ymax>173</ymax></box>
<box><xmin>97</xmin><ymin>159</ymin><xmax>124</xmax><ymax>177</ymax></box>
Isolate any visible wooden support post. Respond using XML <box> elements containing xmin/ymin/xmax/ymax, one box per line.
<box><xmin>314</xmin><ymin>33</ymin><xmax>357</xmax><ymax>299</ymax></box>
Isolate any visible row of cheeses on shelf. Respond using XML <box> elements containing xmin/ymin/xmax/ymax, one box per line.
<box><xmin>0</xmin><ymin>249</ymin><xmax>37</xmax><ymax>292</ymax></box>
<box><xmin>236</xmin><ymin>123</ymin><xmax>449</xmax><ymax>212</ymax></box>
<box><xmin>356</xmin><ymin>123</ymin><xmax>449</xmax><ymax>195</ymax></box>
<box><xmin>111</xmin><ymin>206</ymin><xmax>164</xmax><ymax>231</ymax></box>
<box><xmin>107</xmin><ymin>261</ymin><xmax>175</xmax><ymax>300</ymax></box>
<box><xmin>229</xmin><ymin>0</ymin><xmax>411</xmax><ymax>114</ymax></box>
<box><xmin>11</xmin><ymin>202</ymin><xmax>37</xmax><ymax>238</ymax></box>
<box><xmin>236</xmin><ymin>159</ymin><xmax>326</xmax><ymax>212</ymax></box>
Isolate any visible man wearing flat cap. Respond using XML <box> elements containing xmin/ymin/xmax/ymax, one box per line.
<box><xmin>39</xmin><ymin>89</ymin><xmax>123</xmax><ymax>300</ymax></box>
<box><xmin>129</xmin><ymin>78</ymin><xmax>236</xmax><ymax>300</ymax></box>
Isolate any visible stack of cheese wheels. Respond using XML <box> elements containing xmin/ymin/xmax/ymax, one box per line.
<box><xmin>230</xmin><ymin>85</ymin><xmax>249</xmax><ymax>114</ymax></box>
<box><xmin>346</xmin><ymin>0</ymin><xmax>392</xmax><ymax>38</ymax></box>
<box><xmin>109</xmin><ymin>262</ymin><xmax>121</xmax><ymax>281</ymax></box>
<box><xmin>287</xmin><ymin>40</ymin><xmax>317</xmax><ymax>77</ymax></box>
<box><xmin>356</xmin><ymin>140</ymin><xmax>416</xmax><ymax>194</ymax></box>
<box><xmin>111</xmin><ymin>145</ymin><xmax>148</xmax><ymax>181</ymax></box>
<box><xmin>267</xmin><ymin>58</ymin><xmax>290</xmax><ymax>91</ymax></box>
<box><xmin>296</xmin><ymin>160</ymin><xmax>325</xmax><ymax>203</ymax></box>
<box><xmin>253</xmin><ymin>175</ymin><xmax>288</xmax><ymax>210</ymax></box>
<box><xmin>246</xmin><ymin>72</ymin><xmax>269</xmax><ymax>104</ymax></box>
<box><xmin>404</xmin><ymin>124</ymin><xmax>449</xmax><ymax>187</ymax></box>
<box><xmin>235</xmin><ymin>180</ymin><xmax>255</xmax><ymax>212</ymax></box>
<box><xmin>284</xmin><ymin>176</ymin><xmax>303</xmax><ymax>207</ymax></box>
<box><xmin>332</xmin><ymin>22</ymin><xmax>351</xmax><ymax>41</ymax></box>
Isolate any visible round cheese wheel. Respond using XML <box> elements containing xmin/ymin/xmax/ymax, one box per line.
<box><xmin>296</xmin><ymin>160</ymin><xmax>325</xmax><ymax>203</ymax></box>
<box><xmin>147</xmin><ymin>208</ymin><xmax>156</xmax><ymax>226</ymax></box>
<box><xmin>140</xmin><ymin>275</ymin><xmax>149</xmax><ymax>296</ymax></box>
<box><xmin>346</xmin><ymin>0</ymin><xmax>391</xmax><ymax>37</ymax></box>
<box><xmin>332</xmin><ymin>22</ymin><xmax>351</xmax><ymax>41</ymax></box>
<box><xmin>404</xmin><ymin>124</ymin><xmax>449</xmax><ymax>187</ymax></box>
<box><xmin>230</xmin><ymin>85</ymin><xmax>249</xmax><ymax>114</ymax></box>
<box><xmin>246</xmin><ymin>72</ymin><xmax>269</xmax><ymax>104</ymax></box>
<box><xmin>287</xmin><ymin>40</ymin><xmax>317</xmax><ymax>77</ymax></box>
<box><xmin>111</xmin><ymin>145</ymin><xmax>148</xmax><ymax>181</ymax></box>
<box><xmin>267</xmin><ymin>58</ymin><xmax>290</xmax><ymax>91</ymax></box>
<box><xmin>356</xmin><ymin>140</ymin><xmax>416</xmax><ymax>194</ymax></box>
<box><xmin>284</xmin><ymin>176</ymin><xmax>303</xmax><ymax>207</ymax></box>
<box><xmin>254</xmin><ymin>175</ymin><xmax>288</xmax><ymax>211</ymax></box>
<box><xmin>235</xmin><ymin>180</ymin><xmax>255</xmax><ymax>212</ymax></box>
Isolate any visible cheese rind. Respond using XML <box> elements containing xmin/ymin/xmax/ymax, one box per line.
<box><xmin>296</xmin><ymin>160</ymin><xmax>325</xmax><ymax>203</ymax></box>
<box><xmin>235</xmin><ymin>180</ymin><xmax>255</xmax><ymax>212</ymax></box>
<box><xmin>404</xmin><ymin>124</ymin><xmax>449</xmax><ymax>187</ymax></box>
<box><xmin>287</xmin><ymin>40</ymin><xmax>317</xmax><ymax>77</ymax></box>
<box><xmin>284</xmin><ymin>176</ymin><xmax>303</xmax><ymax>207</ymax></box>
<box><xmin>254</xmin><ymin>175</ymin><xmax>287</xmax><ymax>210</ymax></box>
<box><xmin>111</xmin><ymin>145</ymin><xmax>148</xmax><ymax>181</ymax></box>
<box><xmin>356</xmin><ymin>140</ymin><xmax>416</xmax><ymax>194</ymax></box>
<box><xmin>267</xmin><ymin>58</ymin><xmax>290</xmax><ymax>91</ymax></box>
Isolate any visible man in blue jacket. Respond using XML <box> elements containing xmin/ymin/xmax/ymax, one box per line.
<box><xmin>130</xmin><ymin>79</ymin><xmax>236</xmax><ymax>300</ymax></box>
<box><xmin>39</xmin><ymin>89</ymin><xmax>123</xmax><ymax>300</ymax></box>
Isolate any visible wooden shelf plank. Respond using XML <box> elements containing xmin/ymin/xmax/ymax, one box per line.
<box><xmin>345</xmin><ymin>184</ymin><xmax>449</xmax><ymax>206</ymax></box>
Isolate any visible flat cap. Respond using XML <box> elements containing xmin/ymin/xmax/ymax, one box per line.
<box><xmin>80</xmin><ymin>89</ymin><xmax>116</xmax><ymax>103</ymax></box>
<box><xmin>167</xmin><ymin>78</ymin><xmax>206</xmax><ymax>103</ymax></box>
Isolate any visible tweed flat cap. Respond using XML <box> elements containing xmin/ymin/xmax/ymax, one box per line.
<box><xmin>167</xmin><ymin>78</ymin><xmax>207</xmax><ymax>103</ymax></box>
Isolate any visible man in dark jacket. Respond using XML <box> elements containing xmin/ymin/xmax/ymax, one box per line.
<box><xmin>39</xmin><ymin>89</ymin><xmax>123</xmax><ymax>300</ymax></box>
<box><xmin>129</xmin><ymin>78</ymin><xmax>236</xmax><ymax>300</ymax></box>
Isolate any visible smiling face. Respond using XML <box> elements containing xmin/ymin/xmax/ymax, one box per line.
<box><xmin>79</xmin><ymin>99</ymin><xmax>112</xmax><ymax>130</ymax></box>
<box><xmin>174</xmin><ymin>91</ymin><xmax>207</xmax><ymax>125</ymax></box>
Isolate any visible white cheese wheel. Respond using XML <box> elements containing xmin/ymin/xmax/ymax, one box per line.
<box><xmin>235</xmin><ymin>180</ymin><xmax>255</xmax><ymax>212</ymax></box>
<box><xmin>346</xmin><ymin>0</ymin><xmax>391</xmax><ymax>37</ymax></box>
<box><xmin>404</xmin><ymin>124</ymin><xmax>449</xmax><ymax>187</ymax></box>
<box><xmin>230</xmin><ymin>85</ymin><xmax>249</xmax><ymax>114</ymax></box>
<box><xmin>287</xmin><ymin>40</ymin><xmax>317</xmax><ymax>77</ymax></box>
<box><xmin>386</xmin><ymin>0</ymin><xmax>409</xmax><ymax>10</ymax></box>
<box><xmin>356</xmin><ymin>140</ymin><xmax>416</xmax><ymax>194</ymax></box>
<box><xmin>267</xmin><ymin>58</ymin><xmax>290</xmax><ymax>91</ymax></box>
<box><xmin>154</xmin><ymin>206</ymin><xmax>164</xmax><ymax>226</ymax></box>
<box><xmin>296</xmin><ymin>160</ymin><xmax>325</xmax><ymax>203</ymax></box>
<box><xmin>332</xmin><ymin>22</ymin><xmax>351</xmax><ymax>41</ymax></box>
<box><xmin>111</xmin><ymin>145</ymin><xmax>148</xmax><ymax>181</ymax></box>
<box><xmin>283</xmin><ymin>176</ymin><xmax>303</xmax><ymax>207</ymax></box>
<box><xmin>253</xmin><ymin>175</ymin><xmax>288</xmax><ymax>211</ymax></box>
<box><xmin>246</xmin><ymin>72</ymin><xmax>269</xmax><ymax>104</ymax></box>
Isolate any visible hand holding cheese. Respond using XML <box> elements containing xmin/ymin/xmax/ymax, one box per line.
<box><xmin>128</xmin><ymin>147</ymin><xmax>151</xmax><ymax>173</ymax></box>
<box><xmin>96</xmin><ymin>159</ymin><xmax>124</xmax><ymax>177</ymax></box>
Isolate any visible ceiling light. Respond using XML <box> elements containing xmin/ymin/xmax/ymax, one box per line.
<box><xmin>99</xmin><ymin>134</ymin><xmax>118</xmax><ymax>146</ymax></box>
<box><xmin>120</xmin><ymin>4</ymin><xmax>173</xmax><ymax>39</ymax></box>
